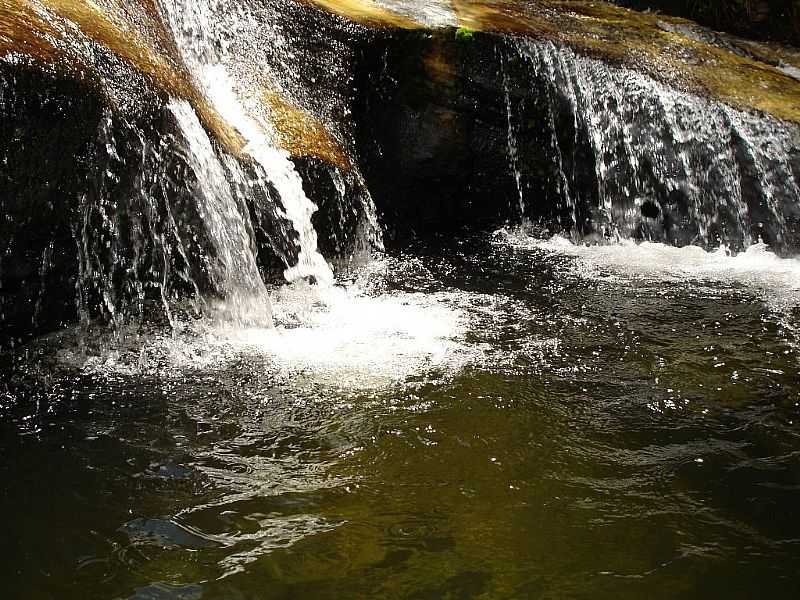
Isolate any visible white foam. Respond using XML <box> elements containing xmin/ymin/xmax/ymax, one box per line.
<box><xmin>497</xmin><ymin>228</ymin><xmax>800</xmax><ymax>310</ymax></box>
<box><xmin>74</xmin><ymin>271</ymin><xmax>475</xmax><ymax>390</ymax></box>
<box><xmin>214</xmin><ymin>281</ymin><xmax>471</xmax><ymax>387</ymax></box>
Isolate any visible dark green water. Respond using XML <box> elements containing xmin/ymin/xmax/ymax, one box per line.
<box><xmin>2</xmin><ymin>232</ymin><xmax>799</xmax><ymax>599</ymax></box>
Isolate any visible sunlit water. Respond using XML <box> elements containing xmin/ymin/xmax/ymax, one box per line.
<box><xmin>2</xmin><ymin>232</ymin><xmax>799</xmax><ymax>599</ymax></box>
<box><xmin>373</xmin><ymin>0</ymin><xmax>457</xmax><ymax>27</ymax></box>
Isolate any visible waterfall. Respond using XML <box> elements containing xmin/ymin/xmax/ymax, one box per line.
<box><xmin>501</xmin><ymin>58</ymin><xmax>526</xmax><ymax>221</ymax></box>
<box><xmin>5</xmin><ymin>0</ymin><xmax>800</xmax><ymax>350</ymax></box>
<box><xmin>169</xmin><ymin>99</ymin><xmax>272</xmax><ymax>326</ymax></box>
<box><xmin>510</xmin><ymin>39</ymin><xmax>800</xmax><ymax>252</ymax></box>
<box><xmin>157</xmin><ymin>0</ymin><xmax>334</xmax><ymax>285</ymax></box>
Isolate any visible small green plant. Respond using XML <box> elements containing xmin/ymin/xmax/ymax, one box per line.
<box><xmin>455</xmin><ymin>26</ymin><xmax>475</xmax><ymax>41</ymax></box>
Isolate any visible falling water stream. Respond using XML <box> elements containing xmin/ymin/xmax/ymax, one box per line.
<box><xmin>501</xmin><ymin>59</ymin><xmax>526</xmax><ymax>220</ymax></box>
<box><xmin>512</xmin><ymin>39</ymin><xmax>800</xmax><ymax>249</ymax></box>
<box><xmin>2</xmin><ymin>2</ymin><xmax>800</xmax><ymax>599</ymax></box>
<box><xmin>168</xmin><ymin>99</ymin><xmax>272</xmax><ymax>326</ymax></box>
<box><xmin>159</xmin><ymin>0</ymin><xmax>334</xmax><ymax>287</ymax></box>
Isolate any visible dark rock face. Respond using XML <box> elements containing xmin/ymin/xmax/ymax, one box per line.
<box><xmin>296</xmin><ymin>157</ymin><xmax>381</xmax><ymax>259</ymax></box>
<box><xmin>612</xmin><ymin>0</ymin><xmax>800</xmax><ymax>46</ymax></box>
<box><xmin>0</xmin><ymin>61</ymin><xmax>213</xmax><ymax>347</ymax></box>
<box><xmin>351</xmin><ymin>28</ymin><xmax>697</xmax><ymax>244</ymax></box>
<box><xmin>353</xmin><ymin>30</ymin><xmax>563</xmax><ymax>243</ymax></box>
<box><xmin>0</xmin><ymin>62</ymin><xmax>104</xmax><ymax>344</ymax></box>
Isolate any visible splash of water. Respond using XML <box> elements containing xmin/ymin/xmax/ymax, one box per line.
<box><xmin>496</xmin><ymin>227</ymin><xmax>800</xmax><ymax>312</ymax></box>
<box><xmin>67</xmin><ymin>260</ymin><xmax>475</xmax><ymax>391</ymax></box>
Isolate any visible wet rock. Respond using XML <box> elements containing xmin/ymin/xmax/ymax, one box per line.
<box><xmin>313</xmin><ymin>1</ymin><xmax>800</xmax><ymax>122</ymax></box>
<box><xmin>613</xmin><ymin>0</ymin><xmax>800</xmax><ymax>47</ymax></box>
<box><xmin>295</xmin><ymin>157</ymin><xmax>383</xmax><ymax>258</ymax></box>
<box><xmin>352</xmin><ymin>29</ymin><xmax>562</xmax><ymax>241</ymax></box>
<box><xmin>0</xmin><ymin>60</ymin><xmax>104</xmax><ymax>345</ymax></box>
<box><xmin>3</xmin><ymin>0</ymin><xmax>800</xmax><ymax>347</ymax></box>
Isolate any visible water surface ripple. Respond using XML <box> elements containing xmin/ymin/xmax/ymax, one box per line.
<box><xmin>2</xmin><ymin>232</ymin><xmax>799</xmax><ymax>599</ymax></box>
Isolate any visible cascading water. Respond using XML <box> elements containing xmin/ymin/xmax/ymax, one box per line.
<box><xmin>66</xmin><ymin>97</ymin><xmax>279</xmax><ymax>331</ymax></box>
<box><xmin>168</xmin><ymin>99</ymin><xmax>272</xmax><ymax>326</ymax></box>
<box><xmin>501</xmin><ymin>58</ymin><xmax>526</xmax><ymax>221</ymax></box>
<box><xmin>507</xmin><ymin>39</ymin><xmax>800</xmax><ymax>252</ymax></box>
<box><xmin>157</xmin><ymin>0</ymin><xmax>334</xmax><ymax>285</ymax></box>
<box><xmin>0</xmin><ymin>0</ymin><xmax>390</xmax><ymax>346</ymax></box>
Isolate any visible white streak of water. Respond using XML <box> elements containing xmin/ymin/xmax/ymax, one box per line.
<box><xmin>158</xmin><ymin>0</ymin><xmax>333</xmax><ymax>285</ymax></box>
<box><xmin>198</xmin><ymin>65</ymin><xmax>334</xmax><ymax>285</ymax></box>
<box><xmin>169</xmin><ymin>99</ymin><xmax>273</xmax><ymax>326</ymax></box>
<box><xmin>501</xmin><ymin>58</ymin><xmax>526</xmax><ymax>219</ymax></box>
<box><xmin>513</xmin><ymin>40</ymin><xmax>800</xmax><ymax>248</ymax></box>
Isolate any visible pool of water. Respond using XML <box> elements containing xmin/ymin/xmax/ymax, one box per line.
<box><xmin>2</xmin><ymin>231</ymin><xmax>799</xmax><ymax>599</ymax></box>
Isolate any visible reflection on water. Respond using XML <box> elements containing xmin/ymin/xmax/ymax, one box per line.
<box><xmin>1</xmin><ymin>232</ymin><xmax>799</xmax><ymax>599</ymax></box>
